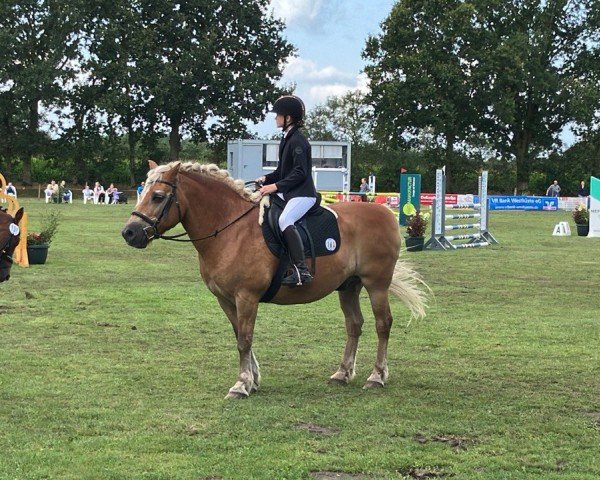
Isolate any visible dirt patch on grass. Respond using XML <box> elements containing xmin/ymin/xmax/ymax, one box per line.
<box><xmin>310</xmin><ymin>472</ymin><xmax>367</xmax><ymax>479</ymax></box>
<box><xmin>398</xmin><ymin>467</ymin><xmax>449</xmax><ymax>479</ymax></box>
<box><xmin>414</xmin><ymin>433</ymin><xmax>476</xmax><ymax>450</ymax></box>
<box><xmin>296</xmin><ymin>422</ymin><xmax>340</xmax><ymax>435</ymax></box>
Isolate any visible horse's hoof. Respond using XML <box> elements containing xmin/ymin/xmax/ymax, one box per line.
<box><xmin>225</xmin><ymin>390</ymin><xmax>249</xmax><ymax>400</ymax></box>
<box><xmin>363</xmin><ymin>380</ymin><xmax>384</xmax><ymax>389</ymax></box>
<box><xmin>250</xmin><ymin>383</ymin><xmax>259</xmax><ymax>394</ymax></box>
<box><xmin>328</xmin><ymin>377</ymin><xmax>348</xmax><ymax>386</ymax></box>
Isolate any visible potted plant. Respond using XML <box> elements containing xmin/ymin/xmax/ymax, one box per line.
<box><xmin>405</xmin><ymin>211</ymin><xmax>429</xmax><ymax>251</ymax></box>
<box><xmin>27</xmin><ymin>210</ymin><xmax>60</xmax><ymax>264</ymax></box>
<box><xmin>572</xmin><ymin>204</ymin><xmax>589</xmax><ymax>236</ymax></box>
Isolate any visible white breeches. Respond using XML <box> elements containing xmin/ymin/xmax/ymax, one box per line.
<box><xmin>278</xmin><ymin>196</ymin><xmax>317</xmax><ymax>231</ymax></box>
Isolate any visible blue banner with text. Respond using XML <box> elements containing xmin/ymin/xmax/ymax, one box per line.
<box><xmin>488</xmin><ymin>196</ymin><xmax>558</xmax><ymax>211</ymax></box>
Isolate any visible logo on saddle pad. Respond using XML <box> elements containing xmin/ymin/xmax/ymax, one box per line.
<box><xmin>325</xmin><ymin>238</ymin><xmax>337</xmax><ymax>251</ymax></box>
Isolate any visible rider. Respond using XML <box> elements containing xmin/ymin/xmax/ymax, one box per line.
<box><xmin>256</xmin><ymin>95</ymin><xmax>316</xmax><ymax>286</ymax></box>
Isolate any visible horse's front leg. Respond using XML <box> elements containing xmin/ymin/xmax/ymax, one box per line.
<box><xmin>217</xmin><ymin>296</ymin><xmax>261</xmax><ymax>397</ymax></box>
<box><xmin>224</xmin><ymin>297</ymin><xmax>259</xmax><ymax>399</ymax></box>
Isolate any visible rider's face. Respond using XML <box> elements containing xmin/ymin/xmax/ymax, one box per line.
<box><xmin>275</xmin><ymin>113</ymin><xmax>285</xmax><ymax>129</ymax></box>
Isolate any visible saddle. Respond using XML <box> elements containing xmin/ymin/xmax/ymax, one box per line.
<box><xmin>260</xmin><ymin>193</ymin><xmax>341</xmax><ymax>302</ymax></box>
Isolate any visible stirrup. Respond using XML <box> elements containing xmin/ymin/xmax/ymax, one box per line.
<box><xmin>281</xmin><ymin>264</ymin><xmax>312</xmax><ymax>287</ymax></box>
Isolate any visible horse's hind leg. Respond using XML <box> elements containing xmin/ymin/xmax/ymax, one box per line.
<box><xmin>217</xmin><ymin>296</ymin><xmax>260</xmax><ymax>397</ymax></box>
<box><xmin>330</xmin><ymin>279</ymin><xmax>364</xmax><ymax>385</ymax></box>
<box><xmin>364</xmin><ymin>287</ymin><xmax>393</xmax><ymax>388</ymax></box>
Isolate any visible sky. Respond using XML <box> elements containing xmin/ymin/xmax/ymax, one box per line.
<box><xmin>249</xmin><ymin>0</ymin><xmax>397</xmax><ymax>138</ymax></box>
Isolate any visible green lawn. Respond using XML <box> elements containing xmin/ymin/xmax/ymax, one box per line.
<box><xmin>0</xmin><ymin>200</ymin><xmax>598</xmax><ymax>479</ymax></box>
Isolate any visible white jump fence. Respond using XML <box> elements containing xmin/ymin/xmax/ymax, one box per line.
<box><xmin>424</xmin><ymin>169</ymin><xmax>498</xmax><ymax>250</ymax></box>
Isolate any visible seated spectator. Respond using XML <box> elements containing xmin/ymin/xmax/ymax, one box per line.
<box><xmin>105</xmin><ymin>183</ymin><xmax>117</xmax><ymax>204</ymax></box>
<box><xmin>82</xmin><ymin>185</ymin><xmax>94</xmax><ymax>204</ymax></box>
<box><xmin>93</xmin><ymin>182</ymin><xmax>104</xmax><ymax>204</ymax></box>
<box><xmin>45</xmin><ymin>180</ymin><xmax>58</xmax><ymax>203</ymax></box>
<box><xmin>111</xmin><ymin>190</ymin><xmax>121</xmax><ymax>204</ymax></box>
<box><xmin>5</xmin><ymin>182</ymin><xmax>16</xmax><ymax>197</ymax></box>
<box><xmin>60</xmin><ymin>180</ymin><xmax>72</xmax><ymax>204</ymax></box>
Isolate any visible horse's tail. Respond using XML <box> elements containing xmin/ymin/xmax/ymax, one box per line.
<box><xmin>389</xmin><ymin>259</ymin><xmax>430</xmax><ymax>320</ymax></box>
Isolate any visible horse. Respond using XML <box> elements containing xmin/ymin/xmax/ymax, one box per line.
<box><xmin>122</xmin><ymin>161</ymin><xmax>428</xmax><ymax>399</ymax></box>
<box><xmin>0</xmin><ymin>207</ymin><xmax>24</xmax><ymax>282</ymax></box>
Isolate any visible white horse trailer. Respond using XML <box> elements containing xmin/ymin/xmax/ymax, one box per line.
<box><xmin>227</xmin><ymin>139</ymin><xmax>351</xmax><ymax>192</ymax></box>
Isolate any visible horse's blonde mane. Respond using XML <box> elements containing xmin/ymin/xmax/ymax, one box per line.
<box><xmin>147</xmin><ymin>162</ymin><xmax>261</xmax><ymax>202</ymax></box>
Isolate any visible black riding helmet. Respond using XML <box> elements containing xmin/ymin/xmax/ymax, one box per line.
<box><xmin>272</xmin><ymin>95</ymin><xmax>305</xmax><ymax>127</ymax></box>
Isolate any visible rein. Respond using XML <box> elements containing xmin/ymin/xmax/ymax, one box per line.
<box><xmin>131</xmin><ymin>175</ymin><xmax>258</xmax><ymax>243</ymax></box>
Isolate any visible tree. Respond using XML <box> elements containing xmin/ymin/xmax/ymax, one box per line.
<box><xmin>305</xmin><ymin>90</ymin><xmax>373</xmax><ymax>146</ymax></box>
<box><xmin>472</xmin><ymin>0</ymin><xmax>599</xmax><ymax>191</ymax></box>
<box><xmin>0</xmin><ymin>0</ymin><xmax>85</xmax><ymax>183</ymax></box>
<box><xmin>364</xmin><ymin>0</ymin><xmax>479</xmax><ymax>190</ymax></box>
<box><xmin>84</xmin><ymin>0</ymin><xmax>157</xmax><ymax>185</ymax></box>
<box><xmin>365</xmin><ymin>0</ymin><xmax>599</xmax><ymax>192</ymax></box>
<box><xmin>129</xmin><ymin>0</ymin><xmax>293</xmax><ymax>160</ymax></box>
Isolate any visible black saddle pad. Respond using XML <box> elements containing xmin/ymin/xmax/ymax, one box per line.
<box><xmin>261</xmin><ymin>195</ymin><xmax>341</xmax><ymax>259</ymax></box>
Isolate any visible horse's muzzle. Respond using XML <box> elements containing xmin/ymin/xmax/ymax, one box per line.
<box><xmin>122</xmin><ymin>222</ymin><xmax>150</xmax><ymax>248</ymax></box>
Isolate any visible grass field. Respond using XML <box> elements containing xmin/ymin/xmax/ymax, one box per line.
<box><xmin>1</xmin><ymin>199</ymin><xmax>599</xmax><ymax>479</ymax></box>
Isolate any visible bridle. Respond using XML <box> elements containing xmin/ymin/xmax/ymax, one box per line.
<box><xmin>0</xmin><ymin>216</ymin><xmax>20</xmax><ymax>267</ymax></box>
<box><xmin>131</xmin><ymin>178</ymin><xmax>182</xmax><ymax>240</ymax></box>
<box><xmin>130</xmin><ymin>174</ymin><xmax>258</xmax><ymax>242</ymax></box>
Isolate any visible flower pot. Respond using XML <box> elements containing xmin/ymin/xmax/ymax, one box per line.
<box><xmin>576</xmin><ymin>224</ymin><xmax>589</xmax><ymax>237</ymax></box>
<box><xmin>27</xmin><ymin>244</ymin><xmax>49</xmax><ymax>265</ymax></box>
<box><xmin>405</xmin><ymin>236</ymin><xmax>425</xmax><ymax>252</ymax></box>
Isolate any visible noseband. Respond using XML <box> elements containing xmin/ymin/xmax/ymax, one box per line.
<box><xmin>131</xmin><ymin>179</ymin><xmax>182</xmax><ymax>240</ymax></box>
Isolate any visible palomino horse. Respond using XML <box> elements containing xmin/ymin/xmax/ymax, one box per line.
<box><xmin>122</xmin><ymin>161</ymin><xmax>427</xmax><ymax>398</ymax></box>
<box><xmin>0</xmin><ymin>207</ymin><xmax>24</xmax><ymax>282</ymax></box>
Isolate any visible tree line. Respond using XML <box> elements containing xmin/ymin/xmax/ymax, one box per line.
<box><xmin>1</xmin><ymin>1</ymin><xmax>598</xmax><ymax>195</ymax></box>
<box><xmin>0</xmin><ymin>0</ymin><xmax>293</xmax><ymax>185</ymax></box>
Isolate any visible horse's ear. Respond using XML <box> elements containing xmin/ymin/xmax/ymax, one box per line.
<box><xmin>14</xmin><ymin>207</ymin><xmax>24</xmax><ymax>225</ymax></box>
<box><xmin>148</xmin><ymin>160</ymin><xmax>158</xmax><ymax>170</ymax></box>
<box><xmin>172</xmin><ymin>161</ymin><xmax>181</xmax><ymax>173</ymax></box>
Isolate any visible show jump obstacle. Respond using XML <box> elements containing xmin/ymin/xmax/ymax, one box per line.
<box><xmin>424</xmin><ymin>169</ymin><xmax>498</xmax><ymax>250</ymax></box>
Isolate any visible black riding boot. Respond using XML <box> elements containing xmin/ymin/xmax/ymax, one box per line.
<box><xmin>281</xmin><ymin>226</ymin><xmax>313</xmax><ymax>286</ymax></box>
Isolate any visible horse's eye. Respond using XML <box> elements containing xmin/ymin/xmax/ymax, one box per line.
<box><xmin>152</xmin><ymin>192</ymin><xmax>166</xmax><ymax>202</ymax></box>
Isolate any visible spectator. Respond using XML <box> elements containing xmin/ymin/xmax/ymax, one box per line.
<box><xmin>578</xmin><ymin>180</ymin><xmax>589</xmax><ymax>198</ymax></box>
<box><xmin>93</xmin><ymin>182</ymin><xmax>104</xmax><ymax>204</ymax></box>
<box><xmin>359</xmin><ymin>177</ymin><xmax>370</xmax><ymax>202</ymax></box>
<box><xmin>5</xmin><ymin>182</ymin><xmax>16</xmax><ymax>197</ymax></box>
<box><xmin>546</xmin><ymin>180</ymin><xmax>561</xmax><ymax>197</ymax></box>
<box><xmin>60</xmin><ymin>180</ymin><xmax>72</xmax><ymax>204</ymax></box>
<box><xmin>45</xmin><ymin>180</ymin><xmax>59</xmax><ymax>203</ymax></box>
<box><xmin>82</xmin><ymin>185</ymin><xmax>94</xmax><ymax>204</ymax></box>
<box><xmin>105</xmin><ymin>183</ymin><xmax>117</xmax><ymax>204</ymax></box>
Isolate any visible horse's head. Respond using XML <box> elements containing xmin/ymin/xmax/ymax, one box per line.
<box><xmin>0</xmin><ymin>207</ymin><xmax>24</xmax><ymax>282</ymax></box>
<box><xmin>122</xmin><ymin>161</ymin><xmax>183</xmax><ymax>248</ymax></box>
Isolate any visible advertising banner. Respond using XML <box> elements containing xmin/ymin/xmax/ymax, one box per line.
<box><xmin>488</xmin><ymin>196</ymin><xmax>558</xmax><ymax>211</ymax></box>
<box><xmin>399</xmin><ymin>174</ymin><xmax>421</xmax><ymax>226</ymax></box>
<box><xmin>588</xmin><ymin>176</ymin><xmax>600</xmax><ymax>237</ymax></box>
<box><xmin>421</xmin><ymin>193</ymin><xmax>458</xmax><ymax>206</ymax></box>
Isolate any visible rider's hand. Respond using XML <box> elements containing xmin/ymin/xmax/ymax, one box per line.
<box><xmin>259</xmin><ymin>183</ymin><xmax>277</xmax><ymax>196</ymax></box>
